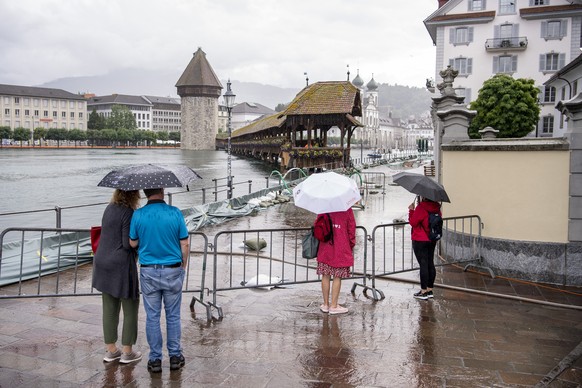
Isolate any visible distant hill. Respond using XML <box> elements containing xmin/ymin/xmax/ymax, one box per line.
<box><xmin>39</xmin><ymin>69</ymin><xmax>433</xmax><ymax>118</ymax></box>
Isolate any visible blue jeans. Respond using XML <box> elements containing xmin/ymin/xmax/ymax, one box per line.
<box><xmin>140</xmin><ymin>266</ymin><xmax>185</xmax><ymax>361</ymax></box>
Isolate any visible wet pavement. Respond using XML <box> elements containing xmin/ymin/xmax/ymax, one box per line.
<box><xmin>0</xmin><ymin>264</ymin><xmax>581</xmax><ymax>387</ymax></box>
<box><xmin>1</xmin><ymin>164</ymin><xmax>582</xmax><ymax>387</ymax></box>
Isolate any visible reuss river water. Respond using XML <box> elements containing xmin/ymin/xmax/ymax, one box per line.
<box><xmin>0</xmin><ymin>148</ymin><xmax>415</xmax><ymax>234</ymax></box>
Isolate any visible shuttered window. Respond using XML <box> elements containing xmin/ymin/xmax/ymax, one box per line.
<box><xmin>493</xmin><ymin>55</ymin><xmax>518</xmax><ymax>73</ymax></box>
<box><xmin>541</xmin><ymin>20</ymin><xmax>568</xmax><ymax>40</ymax></box>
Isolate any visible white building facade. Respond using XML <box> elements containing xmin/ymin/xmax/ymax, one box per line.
<box><xmin>0</xmin><ymin>84</ymin><xmax>87</xmax><ymax>131</ymax></box>
<box><xmin>424</xmin><ymin>0</ymin><xmax>582</xmax><ymax>137</ymax></box>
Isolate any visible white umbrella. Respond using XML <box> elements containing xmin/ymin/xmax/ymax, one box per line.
<box><xmin>293</xmin><ymin>172</ymin><xmax>361</xmax><ymax>214</ymax></box>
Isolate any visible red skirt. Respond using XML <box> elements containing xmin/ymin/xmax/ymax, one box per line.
<box><xmin>316</xmin><ymin>262</ymin><xmax>351</xmax><ymax>278</ymax></box>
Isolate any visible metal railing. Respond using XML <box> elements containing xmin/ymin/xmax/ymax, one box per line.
<box><xmin>0</xmin><ymin>215</ymin><xmax>487</xmax><ymax>321</ymax></box>
<box><xmin>367</xmin><ymin>215</ymin><xmax>488</xmax><ymax>292</ymax></box>
<box><xmin>205</xmin><ymin>226</ymin><xmax>377</xmax><ymax>319</ymax></box>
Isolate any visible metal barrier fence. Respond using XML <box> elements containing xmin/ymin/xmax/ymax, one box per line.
<box><xmin>368</xmin><ymin>215</ymin><xmax>487</xmax><ymax>291</ymax></box>
<box><xmin>0</xmin><ymin>215</ymin><xmax>486</xmax><ymax>321</ymax></box>
<box><xmin>0</xmin><ymin>228</ymin><xmax>213</xmax><ymax>319</ymax></box>
<box><xmin>205</xmin><ymin>226</ymin><xmax>378</xmax><ymax>320</ymax></box>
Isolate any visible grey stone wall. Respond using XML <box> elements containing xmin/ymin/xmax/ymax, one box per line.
<box><xmin>180</xmin><ymin>96</ymin><xmax>218</xmax><ymax>150</ymax></box>
<box><xmin>443</xmin><ymin>229</ymin><xmax>582</xmax><ymax>286</ymax></box>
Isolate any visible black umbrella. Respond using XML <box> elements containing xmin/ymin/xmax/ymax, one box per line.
<box><xmin>392</xmin><ymin>171</ymin><xmax>450</xmax><ymax>203</ymax></box>
<box><xmin>98</xmin><ymin>164</ymin><xmax>202</xmax><ymax>191</ymax></box>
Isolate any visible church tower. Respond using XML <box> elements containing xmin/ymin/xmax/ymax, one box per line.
<box><xmin>176</xmin><ymin>48</ymin><xmax>222</xmax><ymax>150</ymax></box>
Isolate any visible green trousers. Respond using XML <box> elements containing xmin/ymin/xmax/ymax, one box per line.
<box><xmin>101</xmin><ymin>292</ymin><xmax>139</xmax><ymax>346</ymax></box>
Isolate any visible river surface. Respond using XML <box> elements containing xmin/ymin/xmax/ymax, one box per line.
<box><xmin>0</xmin><ymin>148</ymin><xmax>417</xmax><ymax>234</ymax></box>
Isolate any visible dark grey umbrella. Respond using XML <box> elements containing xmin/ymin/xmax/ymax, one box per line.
<box><xmin>98</xmin><ymin>164</ymin><xmax>202</xmax><ymax>191</ymax></box>
<box><xmin>392</xmin><ymin>172</ymin><xmax>450</xmax><ymax>202</ymax></box>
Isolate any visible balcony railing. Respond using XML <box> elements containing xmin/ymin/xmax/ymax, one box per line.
<box><xmin>485</xmin><ymin>37</ymin><xmax>528</xmax><ymax>51</ymax></box>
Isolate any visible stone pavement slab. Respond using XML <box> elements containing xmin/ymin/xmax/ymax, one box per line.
<box><xmin>1</xmin><ymin>273</ymin><xmax>581</xmax><ymax>387</ymax></box>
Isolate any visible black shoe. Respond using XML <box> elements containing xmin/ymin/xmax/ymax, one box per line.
<box><xmin>147</xmin><ymin>359</ymin><xmax>162</xmax><ymax>373</ymax></box>
<box><xmin>413</xmin><ymin>290</ymin><xmax>429</xmax><ymax>300</ymax></box>
<box><xmin>170</xmin><ymin>354</ymin><xmax>185</xmax><ymax>371</ymax></box>
<box><xmin>426</xmin><ymin>290</ymin><xmax>434</xmax><ymax>299</ymax></box>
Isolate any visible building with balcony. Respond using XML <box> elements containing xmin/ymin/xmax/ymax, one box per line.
<box><xmin>424</xmin><ymin>0</ymin><xmax>582</xmax><ymax>137</ymax></box>
<box><xmin>0</xmin><ymin>84</ymin><xmax>87</xmax><ymax>131</ymax></box>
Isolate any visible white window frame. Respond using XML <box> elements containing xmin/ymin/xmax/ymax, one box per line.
<box><xmin>539</xmin><ymin>52</ymin><xmax>566</xmax><ymax>73</ymax></box>
<box><xmin>530</xmin><ymin>0</ymin><xmax>548</xmax><ymax>5</ymax></box>
<box><xmin>541</xmin><ymin>20</ymin><xmax>568</xmax><ymax>40</ymax></box>
<box><xmin>469</xmin><ymin>0</ymin><xmax>486</xmax><ymax>11</ymax></box>
<box><xmin>450</xmin><ymin>27</ymin><xmax>474</xmax><ymax>45</ymax></box>
<box><xmin>542</xmin><ymin>86</ymin><xmax>556</xmax><ymax>103</ymax></box>
<box><xmin>500</xmin><ymin>0</ymin><xmax>516</xmax><ymax>14</ymax></box>
<box><xmin>542</xmin><ymin>115</ymin><xmax>554</xmax><ymax>135</ymax></box>
<box><xmin>449</xmin><ymin>57</ymin><xmax>473</xmax><ymax>76</ymax></box>
<box><xmin>493</xmin><ymin>55</ymin><xmax>518</xmax><ymax>74</ymax></box>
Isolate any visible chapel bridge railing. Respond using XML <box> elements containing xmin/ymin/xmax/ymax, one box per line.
<box><xmin>0</xmin><ymin>215</ymin><xmax>487</xmax><ymax>321</ymax></box>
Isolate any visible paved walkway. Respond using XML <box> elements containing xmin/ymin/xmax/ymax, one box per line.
<box><xmin>1</xmin><ymin>263</ymin><xmax>581</xmax><ymax>387</ymax></box>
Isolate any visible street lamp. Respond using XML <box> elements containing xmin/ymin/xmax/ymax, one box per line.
<box><xmin>224</xmin><ymin>79</ymin><xmax>236</xmax><ymax>199</ymax></box>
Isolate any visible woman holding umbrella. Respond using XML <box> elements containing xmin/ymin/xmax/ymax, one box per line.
<box><xmin>392</xmin><ymin>171</ymin><xmax>449</xmax><ymax>301</ymax></box>
<box><xmin>292</xmin><ymin>171</ymin><xmax>360</xmax><ymax>315</ymax></box>
<box><xmin>92</xmin><ymin>189</ymin><xmax>142</xmax><ymax>363</ymax></box>
<box><xmin>408</xmin><ymin>196</ymin><xmax>442</xmax><ymax>300</ymax></box>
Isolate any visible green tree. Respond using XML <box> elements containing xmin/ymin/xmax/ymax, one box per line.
<box><xmin>46</xmin><ymin>128</ymin><xmax>68</xmax><ymax>147</ymax></box>
<box><xmin>101</xmin><ymin>128</ymin><xmax>118</xmax><ymax>147</ymax></box>
<box><xmin>469</xmin><ymin>74</ymin><xmax>540</xmax><ymax>138</ymax></box>
<box><xmin>34</xmin><ymin>127</ymin><xmax>47</xmax><ymax>147</ymax></box>
<box><xmin>13</xmin><ymin>127</ymin><xmax>31</xmax><ymax>147</ymax></box>
<box><xmin>88</xmin><ymin>109</ymin><xmax>106</xmax><ymax>130</ymax></box>
<box><xmin>87</xmin><ymin>129</ymin><xmax>102</xmax><ymax>147</ymax></box>
<box><xmin>68</xmin><ymin>128</ymin><xmax>86</xmax><ymax>147</ymax></box>
<box><xmin>117</xmin><ymin>128</ymin><xmax>133</xmax><ymax>146</ymax></box>
<box><xmin>106</xmin><ymin>105</ymin><xmax>137</xmax><ymax>130</ymax></box>
<box><xmin>0</xmin><ymin>126</ymin><xmax>12</xmax><ymax>147</ymax></box>
<box><xmin>169</xmin><ymin>131</ymin><xmax>180</xmax><ymax>146</ymax></box>
<box><xmin>275</xmin><ymin>103</ymin><xmax>288</xmax><ymax>112</ymax></box>
<box><xmin>157</xmin><ymin>131</ymin><xmax>169</xmax><ymax>143</ymax></box>
<box><xmin>141</xmin><ymin>130</ymin><xmax>157</xmax><ymax>147</ymax></box>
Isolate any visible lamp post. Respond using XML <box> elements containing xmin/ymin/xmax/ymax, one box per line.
<box><xmin>224</xmin><ymin>79</ymin><xmax>236</xmax><ymax>199</ymax></box>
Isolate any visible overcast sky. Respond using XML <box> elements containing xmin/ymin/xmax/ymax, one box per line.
<box><xmin>0</xmin><ymin>0</ymin><xmax>438</xmax><ymax>90</ymax></box>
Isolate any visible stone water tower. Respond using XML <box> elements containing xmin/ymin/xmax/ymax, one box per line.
<box><xmin>176</xmin><ymin>48</ymin><xmax>222</xmax><ymax>150</ymax></box>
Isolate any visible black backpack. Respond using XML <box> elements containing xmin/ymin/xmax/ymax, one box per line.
<box><xmin>427</xmin><ymin>212</ymin><xmax>443</xmax><ymax>241</ymax></box>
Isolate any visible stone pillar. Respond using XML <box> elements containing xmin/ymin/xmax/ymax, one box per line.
<box><xmin>557</xmin><ymin>94</ymin><xmax>582</xmax><ymax>242</ymax></box>
<box><xmin>430</xmin><ymin>66</ymin><xmax>466</xmax><ymax>183</ymax></box>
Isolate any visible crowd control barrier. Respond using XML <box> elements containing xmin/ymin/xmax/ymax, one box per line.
<box><xmin>0</xmin><ymin>215</ymin><xmax>486</xmax><ymax>322</ymax></box>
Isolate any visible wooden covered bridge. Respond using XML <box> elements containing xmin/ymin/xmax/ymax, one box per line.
<box><xmin>217</xmin><ymin>81</ymin><xmax>362</xmax><ymax>171</ymax></box>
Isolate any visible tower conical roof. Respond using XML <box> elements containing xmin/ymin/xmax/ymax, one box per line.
<box><xmin>176</xmin><ymin>47</ymin><xmax>222</xmax><ymax>97</ymax></box>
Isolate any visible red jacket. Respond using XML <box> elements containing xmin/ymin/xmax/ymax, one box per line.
<box><xmin>408</xmin><ymin>200</ymin><xmax>442</xmax><ymax>242</ymax></box>
<box><xmin>316</xmin><ymin>208</ymin><xmax>356</xmax><ymax>268</ymax></box>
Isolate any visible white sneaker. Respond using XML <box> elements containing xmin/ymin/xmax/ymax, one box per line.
<box><xmin>119</xmin><ymin>350</ymin><xmax>142</xmax><ymax>364</ymax></box>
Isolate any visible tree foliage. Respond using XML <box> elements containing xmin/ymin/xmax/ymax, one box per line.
<box><xmin>106</xmin><ymin>105</ymin><xmax>137</xmax><ymax>130</ymax></box>
<box><xmin>468</xmin><ymin>74</ymin><xmax>540</xmax><ymax>138</ymax></box>
<box><xmin>169</xmin><ymin>131</ymin><xmax>180</xmax><ymax>143</ymax></box>
<box><xmin>274</xmin><ymin>103</ymin><xmax>287</xmax><ymax>112</ymax></box>
<box><xmin>46</xmin><ymin>128</ymin><xmax>68</xmax><ymax>147</ymax></box>
<box><xmin>88</xmin><ymin>109</ymin><xmax>106</xmax><ymax>130</ymax></box>
<box><xmin>0</xmin><ymin>126</ymin><xmax>12</xmax><ymax>142</ymax></box>
<box><xmin>13</xmin><ymin>127</ymin><xmax>31</xmax><ymax>146</ymax></box>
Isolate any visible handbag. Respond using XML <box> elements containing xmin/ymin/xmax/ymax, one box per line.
<box><xmin>301</xmin><ymin>228</ymin><xmax>319</xmax><ymax>259</ymax></box>
<box><xmin>90</xmin><ymin>226</ymin><xmax>102</xmax><ymax>254</ymax></box>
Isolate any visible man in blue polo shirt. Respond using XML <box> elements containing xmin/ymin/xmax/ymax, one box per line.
<box><xmin>129</xmin><ymin>187</ymin><xmax>189</xmax><ymax>373</ymax></box>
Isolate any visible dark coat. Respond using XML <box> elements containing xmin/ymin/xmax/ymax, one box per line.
<box><xmin>91</xmin><ymin>203</ymin><xmax>139</xmax><ymax>300</ymax></box>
